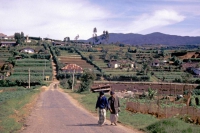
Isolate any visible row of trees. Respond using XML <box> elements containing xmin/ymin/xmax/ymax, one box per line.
<box><xmin>93</xmin><ymin>27</ymin><xmax>109</xmax><ymax>44</ymax></box>
<box><xmin>14</xmin><ymin>32</ymin><xmax>25</xmax><ymax>45</ymax></box>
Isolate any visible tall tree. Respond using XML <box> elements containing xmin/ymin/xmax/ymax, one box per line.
<box><xmin>93</xmin><ymin>27</ymin><xmax>98</xmax><ymax>44</ymax></box>
<box><xmin>21</xmin><ymin>32</ymin><xmax>25</xmax><ymax>42</ymax></box>
<box><xmin>78</xmin><ymin>70</ymin><xmax>96</xmax><ymax>92</ymax></box>
<box><xmin>14</xmin><ymin>33</ymin><xmax>21</xmax><ymax>45</ymax></box>
<box><xmin>74</xmin><ymin>34</ymin><xmax>79</xmax><ymax>44</ymax></box>
<box><xmin>93</xmin><ymin>27</ymin><xmax>97</xmax><ymax>35</ymax></box>
<box><xmin>105</xmin><ymin>31</ymin><xmax>109</xmax><ymax>43</ymax></box>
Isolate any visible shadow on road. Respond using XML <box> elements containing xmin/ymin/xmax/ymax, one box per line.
<box><xmin>65</xmin><ymin>123</ymin><xmax>110</xmax><ymax>127</ymax></box>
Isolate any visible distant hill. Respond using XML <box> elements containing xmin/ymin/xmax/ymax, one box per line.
<box><xmin>86</xmin><ymin>32</ymin><xmax>200</xmax><ymax>45</ymax></box>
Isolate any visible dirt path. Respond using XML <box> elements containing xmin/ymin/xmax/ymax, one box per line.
<box><xmin>22</xmin><ymin>82</ymin><xmax>142</xmax><ymax>133</ymax></box>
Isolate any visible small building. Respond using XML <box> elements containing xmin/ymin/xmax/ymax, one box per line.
<box><xmin>91</xmin><ymin>84</ymin><xmax>111</xmax><ymax>93</ymax></box>
<box><xmin>0</xmin><ymin>33</ymin><xmax>15</xmax><ymax>40</ymax></box>
<box><xmin>152</xmin><ymin>60</ymin><xmax>160</xmax><ymax>67</ymax></box>
<box><xmin>61</xmin><ymin>64</ymin><xmax>83</xmax><ymax>73</ymax></box>
<box><xmin>25</xmin><ymin>35</ymin><xmax>31</xmax><ymax>43</ymax></box>
<box><xmin>108</xmin><ymin>61</ymin><xmax>120</xmax><ymax>68</ymax></box>
<box><xmin>53</xmin><ymin>41</ymin><xmax>66</xmax><ymax>46</ymax></box>
<box><xmin>43</xmin><ymin>38</ymin><xmax>53</xmax><ymax>42</ymax></box>
<box><xmin>20</xmin><ymin>48</ymin><xmax>35</xmax><ymax>53</ymax></box>
<box><xmin>0</xmin><ymin>33</ymin><xmax>7</xmax><ymax>39</ymax></box>
<box><xmin>81</xmin><ymin>44</ymin><xmax>92</xmax><ymax>48</ymax></box>
<box><xmin>108</xmin><ymin>60</ymin><xmax>135</xmax><ymax>69</ymax></box>
<box><xmin>191</xmin><ymin>68</ymin><xmax>200</xmax><ymax>75</ymax></box>
<box><xmin>0</xmin><ymin>41</ymin><xmax>16</xmax><ymax>47</ymax></box>
<box><xmin>5</xmin><ymin>35</ymin><xmax>15</xmax><ymax>40</ymax></box>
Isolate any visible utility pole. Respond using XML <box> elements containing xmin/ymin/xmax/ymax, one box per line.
<box><xmin>45</xmin><ymin>60</ymin><xmax>46</xmax><ymax>69</ymax></box>
<box><xmin>72</xmin><ymin>69</ymin><xmax>75</xmax><ymax>91</ymax></box>
<box><xmin>28</xmin><ymin>68</ymin><xmax>30</xmax><ymax>88</ymax></box>
<box><xmin>43</xmin><ymin>69</ymin><xmax>44</xmax><ymax>81</ymax></box>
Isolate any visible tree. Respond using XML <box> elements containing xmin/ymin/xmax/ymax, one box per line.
<box><xmin>125</xmin><ymin>52</ymin><xmax>131</xmax><ymax>59</ymax></box>
<box><xmin>14</xmin><ymin>33</ymin><xmax>21</xmax><ymax>44</ymax></box>
<box><xmin>105</xmin><ymin>31</ymin><xmax>109</xmax><ymax>43</ymax></box>
<box><xmin>60</xmin><ymin>77</ymin><xmax>76</xmax><ymax>89</ymax></box>
<box><xmin>142</xmin><ymin>63</ymin><xmax>149</xmax><ymax>75</ymax></box>
<box><xmin>148</xmin><ymin>88</ymin><xmax>157</xmax><ymax>100</ymax></box>
<box><xmin>174</xmin><ymin>59</ymin><xmax>182</xmax><ymax>66</ymax></box>
<box><xmin>100</xmin><ymin>30</ymin><xmax>109</xmax><ymax>44</ymax></box>
<box><xmin>89</xmin><ymin>54</ymin><xmax>95</xmax><ymax>61</ymax></box>
<box><xmin>74</xmin><ymin>34</ymin><xmax>79</xmax><ymax>44</ymax></box>
<box><xmin>64</xmin><ymin>37</ymin><xmax>70</xmax><ymax>42</ymax></box>
<box><xmin>93</xmin><ymin>27</ymin><xmax>98</xmax><ymax>44</ymax></box>
<box><xmin>37</xmin><ymin>39</ymin><xmax>42</xmax><ymax>45</ymax></box>
<box><xmin>78</xmin><ymin>70</ymin><xmax>96</xmax><ymax>92</ymax></box>
<box><xmin>21</xmin><ymin>32</ymin><xmax>25</xmax><ymax>42</ymax></box>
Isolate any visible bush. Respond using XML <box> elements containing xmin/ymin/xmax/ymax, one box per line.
<box><xmin>146</xmin><ymin>118</ymin><xmax>200</xmax><ymax>133</ymax></box>
<box><xmin>78</xmin><ymin>70</ymin><xmax>96</xmax><ymax>92</ymax></box>
<box><xmin>60</xmin><ymin>77</ymin><xmax>76</xmax><ymax>89</ymax></box>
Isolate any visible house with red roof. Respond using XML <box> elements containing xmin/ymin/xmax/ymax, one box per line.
<box><xmin>61</xmin><ymin>64</ymin><xmax>83</xmax><ymax>73</ymax></box>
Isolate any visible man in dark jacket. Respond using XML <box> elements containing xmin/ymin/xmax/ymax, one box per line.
<box><xmin>95</xmin><ymin>91</ymin><xmax>111</xmax><ymax>126</ymax></box>
<box><xmin>108</xmin><ymin>91</ymin><xmax>120</xmax><ymax>126</ymax></box>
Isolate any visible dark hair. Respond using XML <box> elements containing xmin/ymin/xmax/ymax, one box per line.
<box><xmin>110</xmin><ymin>91</ymin><xmax>115</xmax><ymax>95</ymax></box>
<box><xmin>100</xmin><ymin>91</ymin><xmax>104</xmax><ymax>96</ymax></box>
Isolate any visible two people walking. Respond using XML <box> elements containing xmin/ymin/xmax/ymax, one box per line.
<box><xmin>95</xmin><ymin>91</ymin><xmax>120</xmax><ymax>126</ymax></box>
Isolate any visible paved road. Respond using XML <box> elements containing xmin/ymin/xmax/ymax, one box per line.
<box><xmin>22</xmin><ymin>83</ymin><xmax>140</xmax><ymax>133</ymax></box>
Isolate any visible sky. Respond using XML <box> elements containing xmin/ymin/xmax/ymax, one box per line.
<box><xmin>0</xmin><ymin>0</ymin><xmax>200</xmax><ymax>40</ymax></box>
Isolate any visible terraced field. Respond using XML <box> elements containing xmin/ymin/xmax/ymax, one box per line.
<box><xmin>8</xmin><ymin>59</ymin><xmax>52</xmax><ymax>82</ymax></box>
<box><xmin>59</xmin><ymin>50</ymin><xmax>100</xmax><ymax>73</ymax></box>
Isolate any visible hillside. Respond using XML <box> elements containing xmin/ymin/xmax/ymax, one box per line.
<box><xmin>86</xmin><ymin>32</ymin><xmax>200</xmax><ymax>45</ymax></box>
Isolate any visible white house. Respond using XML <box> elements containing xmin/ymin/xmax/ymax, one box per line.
<box><xmin>152</xmin><ymin>60</ymin><xmax>160</xmax><ymax>67</ymax></box>
<box><xmin>191</xmin><ymin>68</ymin><xmax>200</xmax><ymax>75</ymax></box>
<box><xmin>20</xmin><ymin>48</ymin><xmax>35</xmax><ymax>53</ymax></box>
<box><xmin>108</xmin><ymin>61</ymin><xmax>120</xmax><ymax>68</ymax></box>
<box><xmin>0</xmin><ymin>41</ymin><xmax>16</xmax><ymax>47</ymax></box>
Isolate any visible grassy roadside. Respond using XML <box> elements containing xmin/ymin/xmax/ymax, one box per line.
<box><xmin>0</xmin><ymin>87</ymin><xmax>42</xmax><ymax>133</ymax></box>
<box><xmin>63</xmin><ymin>89</ymin><xmax>200</xmax><ymax>133</ymax></box>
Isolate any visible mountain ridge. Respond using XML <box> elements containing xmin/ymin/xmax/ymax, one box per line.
<box><xmin>86</xmin><ymin>32</ymin><xmax>200</xmax><ymax>45</ymax></box>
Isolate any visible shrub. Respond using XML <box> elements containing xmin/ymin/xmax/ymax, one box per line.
<box><xmin>146</xmin><ymin>118</ymin><xmax>200</xmax><ymax>133</ymax></box>
<box><xmin>78</xmin><ymin>70</ymin><xmax>96</xmax><ymax>92</ymax></box>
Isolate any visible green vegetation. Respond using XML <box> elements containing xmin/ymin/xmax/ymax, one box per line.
<box><xmin>78</xmin><ymin>70</ymin><xmax>96</xmax><ymax>92</ymax></box>
<box><xmin>146</xmin><ymin>118</ymin><xmax>200</xmax><ymax>133</ymax></box>
<box><xmin>65</xmin><ymin>90</ymin><xmax>200</xmax><ymax>132</ymax></box>
<box><xmin>0</xmin><ymin>87</ymin><xmax>40</xmax><ymax>133</ymax></box>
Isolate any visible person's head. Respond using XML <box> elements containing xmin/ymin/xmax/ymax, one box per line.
<box><xmin>110</xmin><ymin>91</ymin><xmax>115</xmax><ymax>97</ymax></box>
<box><xmin>99</xmin><ymin>91</ymin><xmax>104</xmax><ymax>96</ymax></box>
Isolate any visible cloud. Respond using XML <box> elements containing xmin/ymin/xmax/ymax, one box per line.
<box><xmin>1</xmin><ymin>0</ymin><xmax>199</xmax><ymax>39</ymax></box>
<box><xmin>0</xmin><ymin>0</ymin><xmax>111</xmax><ymax>39</ymax></box>
<box><xmin>128</xmin><ymin>9</ymin><xmax>185</xmax><ymax>33</ymax></box>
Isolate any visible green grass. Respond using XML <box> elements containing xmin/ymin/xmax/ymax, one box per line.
<box><xmin>64</xmin><ymin>90</ymin><xmax>200</xmax><ymax>132</ymax></box>
<box><xmin>0</xmin><ymin>88</ymin><xmax>40</xmax><ymax>133</ymax></box>
<box><xmin>146</xmin><ymin>118</ymin><xmax>200</xmax><ymax>133</ymax></box>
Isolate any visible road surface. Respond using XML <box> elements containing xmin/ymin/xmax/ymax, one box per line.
<box><xmin>22</xmin><ymin>83</ymin><xmax>141</xmax><ymax>133</ymax></box>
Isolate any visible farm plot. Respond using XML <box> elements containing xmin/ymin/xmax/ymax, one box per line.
<box><xmin>59</xmin><ymin>51</ymin><xmax>100</xmax><ymax>73</ymax></box>
<box><xmin>0</xmin><ymin>87</ymin><xmax>35</xmax><ymax>103</ymax></box>
<box><xmin>94</xmin><ymin>82</ymin><xmax>197</xmax><ymax>95</ymax></box>
<box><xmin>0</xmin><ymin>50</ymin><xmax>12</xmax><ymax>66</ymax></box>
<box><xmin>81</xmin><ymin>52</ymin><xmax>108</xmax><ymax>68</ymax></box>
<box><xmin>7</xmin><ymin>59</ymin><xmax>52</xmax><ymax>82</ymax></box>
<box><xmin>60</xmin><ymin>57</ymin><xmax>100</xmax><ymax>73</ymax></box>
<box><xmin>153</xmin><ymin>72</ymin><xmax>188</xmax><ymax>82</ymax></box>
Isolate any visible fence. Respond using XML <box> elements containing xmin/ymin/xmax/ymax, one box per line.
<box><xmin>126</xmin><ymin>101</ymin><xmax>200</xmax><ymax>124</ymax></box>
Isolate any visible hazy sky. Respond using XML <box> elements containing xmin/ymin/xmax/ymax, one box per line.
<box><xmin>0</xmin><ymin>0</ymin><xmax>200</xmax><ymax>40</ymax></box>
